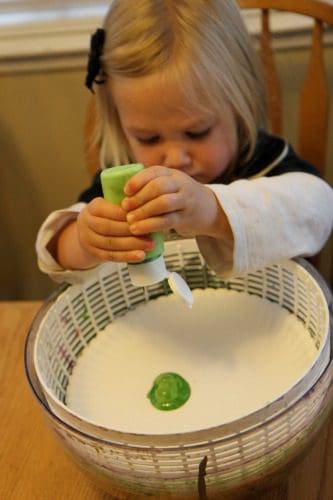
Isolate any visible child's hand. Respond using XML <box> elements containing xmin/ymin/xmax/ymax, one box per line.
<box><xmin>122</xmin><ymin>166</ymin><xmax>233</xmax><ymax>240</ymax></box>
<box><xmin>75</xmin><ymin>197</ymin><xmax>155</xmax><ymax>264</ymax></box>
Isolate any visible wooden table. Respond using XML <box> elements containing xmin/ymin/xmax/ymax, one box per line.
<box><xmin>1</xmin><ymin>301</ymin><xmax>333</xmax><ymax>500</ymax></box>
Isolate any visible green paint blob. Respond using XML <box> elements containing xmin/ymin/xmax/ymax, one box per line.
<box><xmin>147</xmin><ymin>372</ymin><xmax>191</xmax><ymax>411</ymax></box>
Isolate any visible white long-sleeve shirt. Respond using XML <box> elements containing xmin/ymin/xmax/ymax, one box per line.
<box><xmin>36</xmin><ymin>132</ymin><xmax>333</xmax><ymax>284</ymax></box>
<box><xmin>36</xmin><ymin>171</ymin><xmax>333</xmax><ymax>284</ymax></box>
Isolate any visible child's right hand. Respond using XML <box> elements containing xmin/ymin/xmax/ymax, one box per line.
<box><xmin>77</xmin><ymin>197</ymin><xmax>155</xmax><ymax>263</ymax></box>
<box><xmin>56</xmin><ymin>197</ymin><xmax>154</xmax><ymax>270</ymax></box>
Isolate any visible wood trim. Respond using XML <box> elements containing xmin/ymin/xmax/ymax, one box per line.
<box><xmin>238</xmin><ymin>0</ymin><xmax>333</xmax><ymax>24</ymax></box>
<box><xmin>298</xmin><ymin>20</ymin><xmax>329</xmax><ymax>175</ymax></box>
<box><xmin>0</xmin><ymin>8</ymin><xmax>332</xmax><ymax>74</ymax></box>
<box><xmin>260</xmin><ymin>9</ymin><xmax>282</xmax><ymax>134</ymax></box>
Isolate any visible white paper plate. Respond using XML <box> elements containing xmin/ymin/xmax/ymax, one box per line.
<box><xmin>66</xmin><ymin>287</ymin><xmax>321</xmax><ymax>434</ymax></box>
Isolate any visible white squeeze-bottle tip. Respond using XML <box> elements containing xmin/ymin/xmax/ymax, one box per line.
<box><xmin>129</xmin><ymin>256</ymin><xmax>193</xmax><ymax>308</ymax></box>
<box><xmin>100</xmin><ymin>164</ymin><xmax>194</xmax><ymax>308</ymax></box>
<box><xmin>128</xmin><ymin>254</ymin><xmax>168</xmax><ymax>286</ymax></box>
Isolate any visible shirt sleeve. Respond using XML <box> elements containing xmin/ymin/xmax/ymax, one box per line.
<box><xmin>35</xmin><ymin>202</ymin><xmax>100</xmax><ymax>284</ymax></box>
<box><xmin>197</xmin><ymin>172</ymin><xmax>333</xmax><ymax>277</ymax></box>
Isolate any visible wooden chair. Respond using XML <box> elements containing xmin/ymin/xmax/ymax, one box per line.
<box><xmin>237</xmin><ymin>0</ymin><xmax>333</xmax><ymax>284</ymax></box>
<box><xmin>238</xmin><ymin>0</ymin><xmax>333</xmax><ymax>176</ymax></box>
<box><xmin>85</xmin><ymin>0</ymin><xmax>333</xmax><ymax>283</ymax></box>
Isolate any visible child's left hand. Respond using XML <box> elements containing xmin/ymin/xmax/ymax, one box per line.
<box><xmin>121</xmin><ymin>165</ymin><xmax>233</xmax><ymax>241</ymax></box>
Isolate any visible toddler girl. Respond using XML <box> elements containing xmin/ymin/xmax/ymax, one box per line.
<box><xmin>36</xmin><ymin>0</ymin><xmax>333</xmax><ymax>283</ymax></box>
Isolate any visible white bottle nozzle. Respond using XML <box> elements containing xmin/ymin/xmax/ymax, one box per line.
<box><xmin>128</xmin><ymin>255</ymin><xmax>168</xmax><ymax>287</ymax></box>
<box><xmin>128</xmin><ymin>257</ymin><xmax>193</xmax><ymax>308</ymax></box>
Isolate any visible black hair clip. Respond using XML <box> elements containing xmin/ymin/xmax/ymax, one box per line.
<box><xmin>85</xmin><ymin>28</ymin><xmax>107</xmax><ymax>93</ymax></box>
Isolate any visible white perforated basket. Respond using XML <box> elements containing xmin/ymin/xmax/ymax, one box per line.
<box><xmin>25</xmin><ymin>239</ymin><xmax>332</xmax><ymax>497</ymax></box>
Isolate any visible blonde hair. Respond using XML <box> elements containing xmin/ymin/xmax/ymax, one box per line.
<box><xmin>93</xmin><ymin>0</ymin><xmax>266</xmax><ymax>170</ymax></box>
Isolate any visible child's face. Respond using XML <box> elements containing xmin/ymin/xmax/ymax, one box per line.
<box><xmin>109</xmin><ymin>73</ymin><xmax>238</xmax><ymax>183</ymax></box>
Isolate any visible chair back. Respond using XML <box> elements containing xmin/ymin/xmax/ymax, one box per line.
<box><xmin>238</xmin><ymin>0</ymin><xmax>333</xmax><ymax>176</ymax></box>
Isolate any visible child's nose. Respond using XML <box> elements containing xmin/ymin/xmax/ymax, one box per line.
<box><xmin>163</xmin><ymin>146</ymin><xmax>192</xmax><ymax>170</ymax></box>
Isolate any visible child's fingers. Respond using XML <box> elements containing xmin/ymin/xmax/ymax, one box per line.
<box><xmin>129</xmin><ymin>211</ymin><xmax>182</xmax><ymax>235</ymax></box>
<box><xmin>85</xmin><ymin>215</ymin><xmax>133</xmax><ymax>237</ymax></box>
<box><xmin>122</xmin><ymin>174</ymin><xmax>178</xmax><ymax>212</ymax></box>
<box><xmin>126</xmin><ymin>192</ymin><xmax>182</xmax><ymax>224</ymax></box>
<box><xmin>78</xmin><ymin>209</ymin><xmax>132</xmax><ymax>237</ymax></box>
<box><xmin>91</xmin><ymin>248</ymin><xmax>147</xmax><ymax>263</ymax></box>
<box><xmin>123</xmin><ymin>165</ymin><xmax>171</xmax><ymax>196</ymax></box>
<box><xmin>91</xmin><ymin>234</ymin><xmax>154</xmax><ymax>252</ymax></box>
<box><xmin>80</xmin><ymin>198</ymin><xmax>131</xmax><ymax>236</ymax></box>
<box><xmin>88</xmin><ymin>197</ymin><xmax>128</xmax><ymax>221</ymax></box>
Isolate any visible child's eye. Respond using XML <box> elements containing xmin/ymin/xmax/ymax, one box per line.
<box><xmin>137</xmin><ymin>135</ymin><xmax>160</xmax><ymax>145</ymax></box>
<box><xmin>186</xmin><ymin>127</ymin><xmax>212</xmax><ymax>140</ymax></box>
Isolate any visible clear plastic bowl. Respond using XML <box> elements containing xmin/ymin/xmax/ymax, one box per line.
<box><xmin>25</xmin><ymin>240</ymin><xmax>333</xmax><ymax>497</ymax></box>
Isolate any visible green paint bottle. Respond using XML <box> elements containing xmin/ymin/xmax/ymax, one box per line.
<box><xmin>100</xmin><ymin>164</ymin><xmax>193</xmax><ymax>305</ymax></box>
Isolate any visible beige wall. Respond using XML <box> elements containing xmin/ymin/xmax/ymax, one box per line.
<box><xmin>0</xmin><ymin>47</ymin><xmax>332</xmax><ymax>300</ymax></box>
<box><xmin>0</xmin><ymin>70</ymin><xmax>90</xmax><ymax>299</ymax></box>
